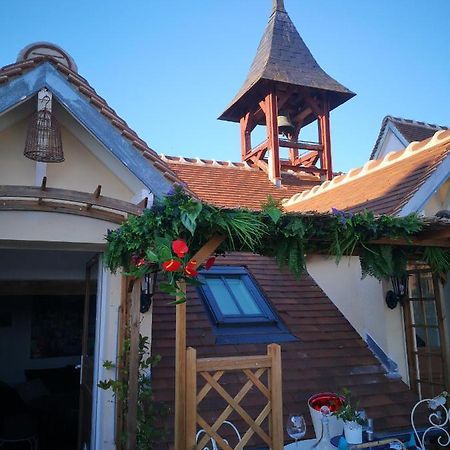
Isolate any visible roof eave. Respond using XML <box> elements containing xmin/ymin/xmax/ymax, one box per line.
<box><xmin>0</xmin><ymin>61</ymin><xmax>174</xmax><ymax>197</ymax></box>
<box><xmin>219</xmin><ymin>80</ymin><xmax>356</xmax><ymax>123</ymax></box>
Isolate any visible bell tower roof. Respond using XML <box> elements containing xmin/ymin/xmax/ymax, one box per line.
<box><xmin>219</xmin><ymin>0</ymin><xmax>355</xmax><ymax>123</ymax></box>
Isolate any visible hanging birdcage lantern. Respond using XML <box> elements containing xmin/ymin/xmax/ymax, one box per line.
<box><xmin>24</xmin><ymin>95</ymin><xmax>64</xmax><ymax>163</ymax></box>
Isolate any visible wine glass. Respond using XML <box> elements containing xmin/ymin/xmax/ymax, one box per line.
<box><xmin>286</xmin><ymin>414</ymin><xmax>306</xmax><ymax>449</ymax></box>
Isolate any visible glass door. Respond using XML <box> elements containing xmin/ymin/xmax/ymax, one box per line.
<box><xmin>404</xmin><ymin>265</ymin><xmax>449</xmax><ymax>398</ymax></box>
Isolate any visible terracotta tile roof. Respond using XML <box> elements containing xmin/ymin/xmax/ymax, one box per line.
<box><xmin>370</xmin><ymin>115</ymin><xmax>448</xmax><ymax>160</ymax></box>
<box><xmin>283</xmin><ymin>130</ymin><xmax>450</xmax><ymax>215</ymax></box>
<box><xmin>0</xmin><ymin>56</ymin><xmax>182</xmax><ymax>187</ymax></box>
<box><xmin>151</xmin><ymin>253</ymin><xmax>418</xmax><ymax>449</ymax></box>
<box><xmin>219</xmin><ymin>2</ymin><xmax>354</xmax><ymax>123</ymax></box>
<box><xmin>160</xmin><ymin>155</ymin><xmax>321</xmax><ymax>210</ymax></box>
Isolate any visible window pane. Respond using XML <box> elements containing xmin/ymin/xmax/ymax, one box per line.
<box><xmin>205</xmin><ymin>277</ymin><xmax>240</xmax><ymax>315</ymax></box>
<box><xmin>227</xmin><ymin>278</ymin><xmax>263</xmax><ymax>315</ymax></box>
<box><xmin>411</xmin><ymin>301</ymin><xmax>424</xmax><ymax>325</ymax></box>
<box><xmin>420</xmin><ymin>273</ymin><xmax>435</xmax><ymax>299</ymax></box>
<box><xmin>409</xmin><ymin>274</ymin><xmax>419</xmax><ymax>298</ymax></box>
<box><xmin>427</xmin><ymin>328</ymin><xmax>441</xmax><ymax>348</ymax></box>
<box><xmin>424</xmin><ymin>301</ymin><xmax>438</xmax><ymax>326</ymax></box>
<box><xmin>414</xmin><ymin>326</ymin><xmax>427</xmax><ymax>347</ymax></box>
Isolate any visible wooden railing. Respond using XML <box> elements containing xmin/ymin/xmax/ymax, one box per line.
<box><xmin>185</xmin><ymin>344</ymin><xmax>284</xmax><ymax>450</ymax></box>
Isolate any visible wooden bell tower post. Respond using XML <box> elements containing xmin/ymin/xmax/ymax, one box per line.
<box><xmin>220</xmin><ymin>0</ymin><xmax>355</xmax><ymax>184</ymax></box>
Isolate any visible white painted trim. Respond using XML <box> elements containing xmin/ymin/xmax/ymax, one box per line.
<box><xmin>399</xmin><ymin>154</ymin><xmax>450</xmax><ymax>215</ymax></box>
<box><xmin>372</xmin><ymin>121</ymin><xmax>408</xmax><ymax>160</ymax></box>
<box><xmin>92</xmin><ymin>261</ymin><xmax>120</xmax><ymax>450</ymax></box>
<box><xmin>35</xmin><ymin>162</ymin><xmax>47</xmax><ymax>185</ymax></box>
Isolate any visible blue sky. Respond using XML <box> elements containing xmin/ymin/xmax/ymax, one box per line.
<box><xmin>2</xmin><ymin>0</ymin><xmax>449</xmax><ymax>172</ymax></box>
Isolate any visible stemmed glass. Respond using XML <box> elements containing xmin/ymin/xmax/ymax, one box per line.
<box><xmin>286</xmin><ymin>414</ymin><xmax>307</xmax><ymax>449</ymax></box>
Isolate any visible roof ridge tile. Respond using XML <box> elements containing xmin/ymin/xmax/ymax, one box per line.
<box><xmin>391</xmin><ymin>116</ymin><xmax>448</xmax><ymax>130</ymax></box>
<box><xmin>283</xmin><ymin>129</ymin><xmax>450</xmax><ymax>208</ymax></box>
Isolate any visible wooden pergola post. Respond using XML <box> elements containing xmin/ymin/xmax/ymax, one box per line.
<box><xmin>174</xmin><ymin>235</ymin><xmax>225</xmax><ymax>450</ymax></box>
<box><xmin>125</xmin><ymin>277</ymin><xmax>141</xmax><ymax>450</ymax></box>
<box><xmin>174</xmin><ymin>281</ymin><xmax>187</xmax><ymax>450</ymax></box>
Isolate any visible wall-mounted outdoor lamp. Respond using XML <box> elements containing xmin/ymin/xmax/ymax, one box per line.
<box><xmin>385</xmin><ymin>274</ymin><xmax>408</xmax><ymax>309</ymax></box>
<box><xmin>140</xmin><ymin>270</ymin><xmax>158</xmax><ymax>313</ymax></box>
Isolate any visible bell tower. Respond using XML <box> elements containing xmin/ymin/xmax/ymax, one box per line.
<box><xmin>219</xmin><ymin>0</ymin><xmax>355</xmax><ymax>185</ymax></box>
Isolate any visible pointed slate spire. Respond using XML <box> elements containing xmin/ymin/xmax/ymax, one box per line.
<box><xmin>219</xmin><ymin>1</ymin><xmax>355</xmax><ymax>122</ymax></box>
<box><xmin>273</xmin><ymin>0</ymin><xmax>286</xmax><ymax>12</ymax></box>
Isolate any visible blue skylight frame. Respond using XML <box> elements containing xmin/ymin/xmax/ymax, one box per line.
<box><xmin>197</xmin><ymin>266</ymin><xmax>297</xmax><ymax>345</ymax></box>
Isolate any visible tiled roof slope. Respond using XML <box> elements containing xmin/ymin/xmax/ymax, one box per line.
<box><xmin>370</xmin><ymin>116</ymin><xmax>448</xmax><ymax>160</ymax></box>
<box><xmin>219</xmin><ymin>2</ymin><xmax>354</xmax><ymax>122</ymax></box>
<box><xmin>161</xmin><ymin>155</ymin><xmax>321</xmax><ymax>210</ymax></box>
<box><xmin>151</xmin><ymin>253</ymin><xmax>418</xmax><ymax>449</ymax></box>
<box><xmin>0</xmin><ymin>56</ymin><xmax>182</xmax><ymax>186</ymax></box>
<box><xmin>283</xmin><ymin>130</ymin><xmax>450</xmax><ymax>214</ymax></box>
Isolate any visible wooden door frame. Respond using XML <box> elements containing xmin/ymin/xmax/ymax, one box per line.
<box><xmin>403</xmin><ymin>266</ymin><xmax>450</xmax><ymax>397</ymax></box>
<box><xmin>77</xmin><ymin>255</ymin><xmax>100</xmax><ymax>450</ymax></box>
<box><xmin>436</xmin><ymin>276</ymin><xmax>450</xmax><ymax>390</ymax></box>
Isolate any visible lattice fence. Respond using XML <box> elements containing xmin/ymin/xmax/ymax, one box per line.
<box><xmin>185</xmin><ymin>344</ymin><xmax>283</xmax><ymax>450</ymax></box>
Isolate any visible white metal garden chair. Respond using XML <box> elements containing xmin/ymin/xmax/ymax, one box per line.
<box><xmin>196</xmin><ymin>420</ymin><xmax>242</xmax><ymax>450</ymax></box>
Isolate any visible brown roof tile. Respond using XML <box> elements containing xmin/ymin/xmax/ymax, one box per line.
<box><xmin>161</xmin><ymin>156</ymin><xmax>320</xmax><ymax>210</ymax></box>
<box><xmin>370</xmin><ymin>115</ymin><xmax>448</xmax><ymax>160</ymax></box>
<box><xmin>284</xmin><ymin>130</ymin><xmax>450</xmax><ymax>214</ymax></box>
<box><xmin>395</xmin><ymin>119</ymin><xmax>448</xmax><ymax>143</ymax></box>
<box><xmin>151</xmin><ymin>253</ymin><xmax>418</xmax><ymax>449</ymax></box>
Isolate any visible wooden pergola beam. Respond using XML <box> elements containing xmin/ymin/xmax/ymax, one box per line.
<box><xmin>0</xmin><ymin>184</ymin><xmax>144</xmax><ymax>216</ymax></box>
<box><xmin>174</xmin><ymin>235</ymin><xmax>226</xmax><ymax>450</ymax></box>
<box><xmin>371</xmin><ymin>236</ymin><xmax>450</xmax><ymax>248</ymax></box>
<box><xmin>0</xmin><ymin>199</ymin><xmax>127</xmax><ymax>223</ymax></box>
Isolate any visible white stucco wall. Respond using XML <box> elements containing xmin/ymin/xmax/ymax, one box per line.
<box><xmin>306</xmin><ymin>255</ymin><xmax>410</xmax><ymax>382</ymax></box>
<box><xmin>0</xmin><ymin>118</ymin><xmax>134</xmax><ymax>201</ymax></box>
<box><xmin>0</xmin><ymin>211</ymin><xmax>119</xmax><ymax>245</ymax></box>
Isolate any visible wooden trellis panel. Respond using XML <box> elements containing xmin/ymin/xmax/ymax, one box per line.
<box><xmin>186</xmin><ymin>344</ymin><xmax>283</xmax><ymax>450</ymax></box>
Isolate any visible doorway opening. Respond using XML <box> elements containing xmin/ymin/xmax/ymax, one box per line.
<box><xmin>0</xmin><ymin>248</ymin><xmax>99</xmax><ymax>450</ymax></box>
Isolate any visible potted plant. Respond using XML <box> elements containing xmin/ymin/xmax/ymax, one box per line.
<box><xmin>333</xmin><ymin>389</ymin><xmax>366</xmax><ymax>444</ymax></box>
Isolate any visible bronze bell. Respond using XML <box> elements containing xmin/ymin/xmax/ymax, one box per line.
<box><xmin>277</xmin><ymin>111</ymin><xmax>294</xmax><ymax>137</ymax></box>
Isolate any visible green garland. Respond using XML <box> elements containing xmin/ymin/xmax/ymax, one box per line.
<box><xmin>104</xmin><ymin>188</ymin><xmax>449</xmax><ymax>298</ymax></box>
